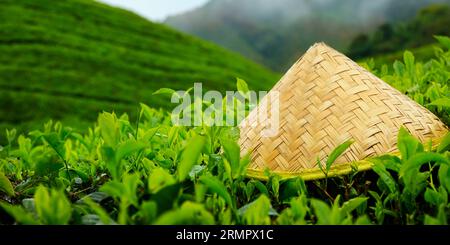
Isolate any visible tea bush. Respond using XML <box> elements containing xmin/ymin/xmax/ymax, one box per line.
<box><xmin>0</xmin><ymin>0</ymin><xmax>279</xmax><ymax>141</ymax></box>
<box><xmin>0</xmin><ymin>37</ymin><xmax>449</xmax><ymax>225</ymax></box>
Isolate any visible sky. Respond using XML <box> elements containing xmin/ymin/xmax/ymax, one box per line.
<box><xmin>98</xmin><ymin>0</ymin><xmax>209</xmax><ymax>21</ymax></box>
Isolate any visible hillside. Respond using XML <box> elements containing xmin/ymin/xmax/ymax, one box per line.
<box><xmin>359</xmin><ymin>44</ymin><xmax>439</xmax><ymax>68</ymax></box>
<box><xmin>349</xmin><ymin>4</ymin><xmax>450</xmax><ymax>60</ymax></box>
<box><xmin>166</xmin><ymin>0</ymin><xmax>450</xmax><ymax>71</ymax></box>
<box><xmin>0</xmin><ymin>0</ymin><xmax>279</xmax><ymax>136</ymax></box>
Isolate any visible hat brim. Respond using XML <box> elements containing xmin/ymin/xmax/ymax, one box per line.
<box><xmin>246</xmin><ymin>159</ymin><xmax>374</xmax><ymax>181</ymax></box>
<box><xmin>245</xmin><ymin>135</ymin><xmax>447</xmax><ymax>181</ymax></box>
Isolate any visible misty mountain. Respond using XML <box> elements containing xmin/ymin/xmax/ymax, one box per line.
<box><xmin>166</xmin><ymin>0</ymin><xmax>450</xmax><ymax>71</ymax></box>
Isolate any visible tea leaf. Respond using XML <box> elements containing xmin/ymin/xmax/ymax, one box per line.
<box><xmin>326</xmin><ymin>140</ymin><xmax>353</xmax><ymax>172</ymax></box>
<box><xmin>34</xmin><ymin>186</ymin><xmax>72</xmax><ymax>225</ymax></box>
<box><xmin>400</xmin><ymin>152</ymin><xmax>449</xmax><ymax>177</ymax></box>
<box><xmin>404</xmin><ymin>51</ymin><xmax>415</xmax><ymax>71</ymax></box>
<box><xmin>252</xmin><ymin>180</ymin><xmax>269</xmax><ymax>197</ymax></box>
<box><xmin>341</xmin><ymin>197</ymin><xmax>368</xmax><ymax>214</ymax></box>
<box><xmin>155</xmin><ymin>201</ymin><xmax>214</xmax><ymax>225</ymax></box>
<box><xmin>237</xmin><ymin>78</ymin><xmax>249</xmax><ymax>97</ymax></box>
<box><xmin>0</xmin><ymin>172</ymin><xmax>15</xmax><ymax>197</ymax></box>
<box><xmin>437</xmin><ymin>132</ymin><xmax>450</xmax><ymax>153</ymax></box>
<box><xmin>153</xmin><ymin>88</ymin><xmax>177</xmax><ymax>96</ymax></box>
<box><xmin>0</xmin><ymin>202</ymin><xmax>39</xmax><ymax>225</ymax></box>
<box><xmin>139</xmin><ymin>201</ymin><xmax>158</xmax><ymax>224</ymax></box>
<box><xmin>200</xmin><ymin>175</ymin><xmax>233</xmax><ymax>209</ymax></box>
<box><xmin>372</xmin><ymin>163</ymin><xmax>398</xmax><ymax>194</ymax></box>
<box><xmin>311</xmin><ymin>199</ymin><xmax>331</xmax><ymax>224</ymax></box>
<box><xmin>115</xmin><ymin>139</ymin><xmax>147</xmax><ymax>162</ymax></box>
<box><xmin>428</xmin><ymin>98</ymin><xmax>450</xmax><ymax>108</ymax></box>
<box><xmin>397</xmin><ymin>127</ymin><xmax>422</xmax><ymax>160</ymax></box>
<box><xmin>152</xmin><ymin>183</ymin><xmax>181</xmax><ymax>214</ymax></box>
<box><xmin>438</xmin><ymin>164</ymin><xmax>450</xmax><ymax>193</ymax></box>
<box><xmin>177</xmin><ymin>135</ymin><xmax>206</xmax><ymax>181</ymax></box>
<box><xmin>242</xmin><ymin>195</ymin><xmax>272</xmax><ymax>225</ymax></box>
<box><xmin>43</xmin><ymin>133</ymin><xmax>66</xmax><ymax>159</ymax></box>
<box><xmin>98</xmin><ymin>112</ymin><xmax>120</xmax><ymax>147</ymax></box>
<box><xmin>435</xmin><ymin>35</ymin><xmax>450</xmax><ymax>49</ymax></box>
<box><xmin>148</xmin><ymin>168</ymin><xmax>176</xmax><ymax>193</ymax></box>
<box><xmin>221</xmin><ymin>138</ymin><xmax>240</xmax><ymax>178</ymax></box>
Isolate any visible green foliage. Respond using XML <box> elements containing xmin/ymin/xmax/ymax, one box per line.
<box><xmin>1</xmin><ymin>186</ymin><xmax>72</xmax><ymax>225</ymax></box>
<box><xmin>154</xmin><ymin>201</ymin><xmax>214</xmax><ymax>225</ymax></box>
<box><xmin>241</xmin><ymin>195</ymin><xmax>272</xmax><ymax>225</ymax></box>
<box><xmin>0</xmin><ymin>172</ymin><xmax>14</xmax><ymax>197</ymax></box>
<box><xmin>178</xmin><ymin>135</ymin><xmax>206</xmax><ymax>182</ymax></box>
<box><xmin>428</xmin><ymin>98</ymin><xmax>450</xmax><ymax>108</ymax></box>
<box><xmin>236</xmin><ymin>78</ymin><xmax>250</xmax><ymax>96</ymax></box>
<box><xmin>1</xmin><ymin>35</ymin><xmax>450</xmax><ymax>225</ymax></box>
<box><xmin>349</xmin><ymin>4</ymin><xmax>450</xmax><ymax>60</ymax></box>
<box><xmin>321</xmin><ymin>140</ymin><xmax>354</xmax><ymax>175</ymax></box>
<box><xmin>367</xmin><ymin>36</ymin><xmax>450</xmax><ymax>125</ymax></box>
<box><xmin>368</xmin><ymin>126</ymin><xmax>450</xmax><ymax>224</ymax></box>
<box><xmin>34</xmin><ymin>186</ymin><xmax>72</xmax><ymax>225</ymax></box>
<box><xmin>0</xmin><ymin>97</ymin><xmax>449</xmax><ymax>224</ymax></box>
<box><xmin>311</xmin><ymin>195</ymin><xmax>368</xmax><ymax>225</ymax></box>
<box><xmin>0</xmin><ymin>0</ymin><xmax>279</xmax><ymax>142</ymax></box>
<box><xmin>0</xmin><ymin>202</ymin><xmax>39</xmax><ymax>225</ymax></box>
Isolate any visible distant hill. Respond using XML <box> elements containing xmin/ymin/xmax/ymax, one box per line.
<box><xmin>348</xmin><ymin>4</ymin><xmax>450</xmax><ymax>60</ymax></box>
<box><xmin>166</xmin><ymin>0</ymin><xmax>450</xmax><ymax>72</ymax></box>
<box><xmin>0</xmin><ymin>0</ymin><xmax>279</xmax><ymax>136</ymax></box>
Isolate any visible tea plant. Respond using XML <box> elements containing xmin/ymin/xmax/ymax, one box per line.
<box><xmin>0</xmin><ymin>37</ymin><xmax>449</xmax><ymax>225</ymax></box>
<box><xmin>365</xmin><ymin>35</ymin><xmax>450</xmax><ymax>124</ymax></box>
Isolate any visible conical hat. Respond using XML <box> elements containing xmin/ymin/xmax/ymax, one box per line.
<box><xmin>239</xmin><ymin>43</ymin><xmax>449</xmax><ymax>181</ymax></box>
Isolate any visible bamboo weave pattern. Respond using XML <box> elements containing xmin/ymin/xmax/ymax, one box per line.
<box><xmin>239</xmin><ymin>43</ymin><xmax>449</xmax><ymax>173</ymax></box>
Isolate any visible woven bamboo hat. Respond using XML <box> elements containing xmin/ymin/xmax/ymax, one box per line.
<box><xmin>239</xmin><ymin>42</ymin><xmax>449</xmax><ymax>181</ymax></box>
